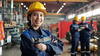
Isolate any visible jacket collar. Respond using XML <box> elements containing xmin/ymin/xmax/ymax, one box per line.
<box><xmin>29</xmin><ymin>26</ymin><xmax>48</xmax><ymax>38</ymax></box>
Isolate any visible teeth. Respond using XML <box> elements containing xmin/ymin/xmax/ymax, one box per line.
<box><xmin>36</xmin><ymin>21</ymin><xmax>40</xmax><ymax>23</ymax></box>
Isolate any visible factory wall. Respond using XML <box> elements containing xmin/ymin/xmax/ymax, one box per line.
<box><xmin>58</xmin><ymin>21</ymin><xmax>97</xmax><ymax>38</ymax></box>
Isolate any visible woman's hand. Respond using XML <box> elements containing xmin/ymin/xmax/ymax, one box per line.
<box><xmin>85</xmin><ymin>25</ymin><xmax>88</xmax><ymax>28</ymax></box>
<box><xmin>35</xmin><ymin>43</ymin><xmax>47</xmax><ymax>51</ymax></box>
<box><xmin>78</xmin><ymin>28</ymin><xmax>81</xmax><ymax>31</ymax></box>
<box><xmin>52</xmin><ymin>39</ymin><xmax>58</xmax><ymax>43</ymax></box>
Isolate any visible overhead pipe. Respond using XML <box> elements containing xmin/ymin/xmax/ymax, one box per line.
<box><xmin>76</xmin><ymin>1</ymin><xmax>99</xmax><ymax>12</ymax></box>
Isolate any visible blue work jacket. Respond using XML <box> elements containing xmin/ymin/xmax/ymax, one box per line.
<box><xmin>79</xmin><ymin>23</ymin><xmax>91</xmax><ymax>39</ymax></box>
<box><xmin>20</xmin><ymin>26</ymin><xmax>63</xmax><ymax>56</ymax></box>
<box><xmin>70</xmin><ymin>24</ymin><xmax>80</xmax><ymax>38</ymax></box>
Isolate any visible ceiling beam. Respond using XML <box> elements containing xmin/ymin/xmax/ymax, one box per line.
<box><xmin>76</xmin><ymin>1</ymin><xmax>99</xmax><ymax>12</ymax></box>
<box><xmin>8</xmin><ymin>0</ymin><xmax>89</xmax><ymax>2</ymax></box>
<box><xmin>47</xmin><ymin>13</ymin><xmax>65</xmax><ymax>15</ymax></box>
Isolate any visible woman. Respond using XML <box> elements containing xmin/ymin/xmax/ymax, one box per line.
<box><xmin>79</xmin><ymin>16</ymin><xmax>91</xmax><ymax>56</ymax></box>
<box><xmin>20</xmin><ymin>2</ymin><xmax>63</xmax><ymax>56</ymax></box>
<box><xmin>70</xmin><ymin>16</ymin><xmax>80</xmax><ymax>56</ymax></box>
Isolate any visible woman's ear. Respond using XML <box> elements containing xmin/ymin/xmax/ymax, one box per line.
<box><xmin>28</xmin><ymin>16</ymin><xmax>31</xmax><ymax>21</ymax></box>
<box><xmin>27</xmin><ymin>12</ymin><xmax>32</xmax><ymax>22</ymax></box>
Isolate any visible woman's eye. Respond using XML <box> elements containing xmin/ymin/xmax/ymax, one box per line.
<box><xmin>40</xmin><ymin>14</ymin><xmax>43</xmax><ymax>17</ymax></box>
<box><xmin>40</xmin><ymin>13</ymin><xmax>44</xmax><ymax>17</ymax></box>
<box><xmin>33</xmin><ymin>13</ymin><xmax>37</xmax><ymax>16</ymax></box>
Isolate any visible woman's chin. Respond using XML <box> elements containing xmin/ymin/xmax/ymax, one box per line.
<box><xmin>34</xmin><ymin>24</ymin><xmax>41</xmax><ymax>27</ymax></box>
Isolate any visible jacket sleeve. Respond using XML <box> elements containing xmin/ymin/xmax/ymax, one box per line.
<box><xmin>70</xmin><ymin>25</ymin><xmax>74</xmax><ymax>35</ymax></box>
<box><xmin>85</xmin><ymin>24</ymin><xmax>91</xmax><ymax>31</ymax></box>
<box><xmin>46</xmin><ymin>31</ymin><xmax>64</xmax><ymax>55</ymax></box>
<box><xmin>70</xmin><ymin>25</ymin><xmax>78</xmax><ymax>35</ymax></box>
<box><xmin>20</xmin><ymin>33</ymin><xmax>40</xmax><ymax>55</ymax></box>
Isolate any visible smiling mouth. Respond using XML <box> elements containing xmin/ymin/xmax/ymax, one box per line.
<box><xmin>35</xmin><ymin>21</ymin><xmax>41</xmax><ymax>24</ymax></box>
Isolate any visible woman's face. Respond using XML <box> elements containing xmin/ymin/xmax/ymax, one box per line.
<box><xmin>30</xmin><ymin>11</ymin><xmax>44</xmax><ymax>27</ymax></box>
<box><xmin>81</xmin><ymin>20</ymin><xmax>86</xmax><ymax>23</ymax></box>
<box><xmin>73</xmin><ymin>20</ymin><xmax>78</xmax><ymax>24</ymax></box>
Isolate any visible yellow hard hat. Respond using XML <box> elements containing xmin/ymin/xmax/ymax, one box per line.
<box><xmin>74</xmin><ymin>16</ymin><xmax>79</xmax><ymax>21</ymax></box>
<box><xmin>26</xmin><ymin>2</ymin><xmax>47</xmax><ymax>16</ymax></box>
<box><xmin>81</xmin><ymin>16</ymin><xmax>86</xmax><ymax>20</ymax></box>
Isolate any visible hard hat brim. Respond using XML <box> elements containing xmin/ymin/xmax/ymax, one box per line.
<box><xmin>73</xmin><ymin>20</ymin><xmax>79</xmax><ymax>22</ymax></box>
<box><xmin>26</xmin><ymin>9</ymin><xmax>47</xmax><ymax>16</ymax></box>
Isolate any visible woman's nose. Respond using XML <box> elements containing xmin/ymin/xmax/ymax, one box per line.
<box><xmin>37</xmin><ymin>15</ymin><xmax>41</xmax><ymax>19</ymax></box>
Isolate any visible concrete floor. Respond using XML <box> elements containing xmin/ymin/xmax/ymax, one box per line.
<box><xmin>2</xmin><ymin>45</ymin><xmax>21</xmax><ymax>56</ymax></box>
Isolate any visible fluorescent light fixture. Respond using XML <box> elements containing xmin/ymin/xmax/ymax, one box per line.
<box><xmin>68</xmin><ymin>14</ymin><xmax>75</xmax><ymax>19</ymax></box>
<box><xmin>24</xmin><ymin>5</ymin><xmax>26</xmax><ymax>7</ymax></box>
<box><xmin>93</xmin><ymin>8</ymin><xmax>100</xmax><ymax>16</ymax></box>
<box><xmin>57</xmin><ymin>8</ymin><xmax>62</xmax><ymax>14</ymax></box>
<box><xmin>21</xmin><ymin>3</ymin><xmax>23</xmax><ymax>5</ymax></box>
<box><xmin>57</xmin><ymin>9</ymin><xmax>60</xmax><ymax>14</ymax></box>
<box><xmin>44</xmin><ymin>3</ymin><xmax>46</xmax><ymax>5</ymax></box>
<box><xmin>60</xmin><ymin>7</ymin><xmax>63</xmax><ymax>10</ymax></box>
<box><xmin>78</xmin><ymin>8</ymin><xmax>100</xmax><ymax>18</ymax></box>
<box><xmin>63</xmin><ymin>3</ymin><xmax>66</xmax><ymax>5</ymax></box>
<box><xmin>57</xmin><ymin>10</ymin><xmax>61</xmax><ymax>14</ymax></box>
<box><xmin>56</xmin><ymin>5</ymin><xmax>64</xmax><ymax>14</ymax></box>
<box><xmin>26</xmin><ymin>7</ymin><xmax>28</xmax><ymax>9</ymax></box>
<box><xmin>57</xmin><ymin>10</ymin><xmax>60</xmax><ymax>14</ymax></box>
<box><xmin>69</xmin><ymin>8</ymin><xmax>100</xmax><ymax>19</ymax></box>
<box><xmin>61</xmin><ymin>5</ymin><xmax>64</xmax><ymax>8</ymax></box>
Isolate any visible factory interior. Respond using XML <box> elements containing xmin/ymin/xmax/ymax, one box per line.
<box><xmin>0</xmin><ymin>0</ymin><xmax>100</xmax><ymax>56</ymax></box>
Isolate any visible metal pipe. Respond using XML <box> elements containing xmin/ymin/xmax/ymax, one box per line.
<box><xmin>1</xmin><ymin>0</ymin><xmax>4</xmax><ymax>21</ymax></box>
<box><xmin>11</xmin><ymin>0</ymin><xmax>13</xmax><ymax>21</ymax></box>
<box><xmin>76</xmin><ymin>1</ymin><xmax>99</xmax><ymax>12</ymax></box>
